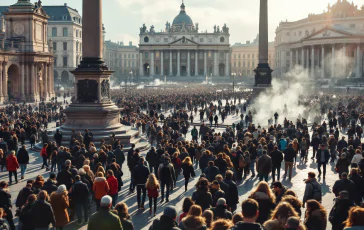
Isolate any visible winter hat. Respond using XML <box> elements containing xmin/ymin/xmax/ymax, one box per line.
<box><xmin>57</xmin><ymin>185</ymin><xmax>67</xmax><ymax>194</ymax></box>
<box><xmin>217</xmin><ymin>198</ymin><xmax>226</xmax><ymax>206</ymax></box>
<box><xmin>100</xmin><ymin>195</ymin><xmax>112</xmax><ymax>206</ymax></box>
<box><xmin>163</xmin><ymin>206</ymin><xmax>177</xmax><ymax>219</ymax></box>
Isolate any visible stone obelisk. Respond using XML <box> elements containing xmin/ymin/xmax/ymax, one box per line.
<box><xmin>59</xmin><ymin>0</ymin><xmax>139</xmax><ymax>146</ymax></box>
<box><xmin>254</xmin><ymin>0</ymin><xmax>273</xmax><ymax>86</ymax></box>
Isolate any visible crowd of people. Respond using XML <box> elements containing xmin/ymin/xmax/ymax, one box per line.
<box><xmin>0</xmin><ymin>86</ymin><xmax>362</xmax><ymax>230</ymax></box>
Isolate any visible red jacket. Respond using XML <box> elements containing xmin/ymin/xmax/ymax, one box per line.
<box><xmin>107</xmin><ymin>176</ymin><xmax>118</xmax><ymax>195</ymax></box>
<box><xmin>147</xmin><ymin>187</ymin><xmax>159</xmax><ymax>198</ymax></box>
<box><xmin>6</xmin><ymin>155</ymin><xmax>19</xmax><ymax>171</ymax></box>
<box><xmin>40</xmin><ymin>148</ymin><xmax>47</xmax><ymax>157</ymax></box>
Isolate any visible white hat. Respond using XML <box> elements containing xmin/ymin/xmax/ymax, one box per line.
<box><xmin>78</xmin><ymin>168</ymin><xmax>86</xmax><ymax>175</ymax></box>
<box><xmin>57</xmin><ymin>185</ymin><xmax>67</xmax><ymax>194</ymax></box>
<box><xmin>100</xmin><ymin>195</ymin><xmax>112</xmax><ymax>206</ymax></box>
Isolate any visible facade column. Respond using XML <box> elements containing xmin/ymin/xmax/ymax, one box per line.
<box><xmin>0</xmin><ymin>62</ymin><xmax>3</xmax><ymax>98</ymax></box>
<box><xmin>150</xmin><ymin>51</ymin><xmax>155</xmax><ymax>76</ymax></box>
<box><xmin>47</xmin><ymin>64</ymin><xmax>52</xmax><ymax>98</ymax></box>
<box><xmin>44</xmin><ymin>63</ymin><xmax>48</xmax><ymax>99</ymax></box>
<box><xmin>301</xmin><ymin>48</ymin><xmax>305</xmax><ymax>68</ymax></box>
<box><xmin>161</xmin><ymin>51</ymin><xmax>164</xmax><ymax>76</ymax></box>
<box><xmin>195</xmin><ymin>51</ymin><xmax>198</xmax><ymax>76</ymax></box>
<box><xmin>343</xmin><ymin>44</ymin><xmax>347</xmax><ymax>77</ymax></box>
<box><xmin>289</xmin><ymin>49</ymin><xmax>293</xmax><ymax>69</ymax></box>
<box><xmin>331</xmin><ymin>44</ymin><xmax>335</xmax><ymax>78</ymax></box>
<box><xmin>50</xmin><ymin>63</ymin><xmax>55</xmax><ymax>95</ymax></box>
<box><xmin>177</xmin><ymin>51</ymin><xmax>180</xmax><ymax>76</ymax></box>
<box><xmin>306</xmin><ymin>48</ymin><xmax>309</xmax><ymax>72</ymax></box>
<box><xmin>204</xmin><ymin>51</ymin><xmax>207</xmax><ymax>76</ymax></box>
<box><xmin>321</xmin><ymin>45</ymin><xmax>325</xmax><ymax>78</ymax></box>
<box><xmin>187</xmin><ymin>51</ymin><xmax>190</xmax><ymax>76</ymax></box>
<box><xmin>225</xmin><ymin>52</ymin><xmax>229</xmax><ymax>76</ymax></box>
<box><xmin>213</xmin><ymin>51</ymin><xmax>218</xmax><ymax>76</ymax></box>
<box><xmin>311</xmin><ymin>46</ymin><xmax>315</xmax><ymax>77</ymax></box>
<box><xmin>295</xmin><ymin>49</ymin><xmax>298</xmax><ymax>66</ymax></box>
<box><xmin>356</xmin><ymin>44</ymin><xmax>362</xmax><ymax>78</ymax></box>
<box><xmin>20</xmin><ymin>61</ymin><xmax>25</xmax><ymax>98</ymax></box>
<box><xmin>31</xmin><ymin>63</ymin><xmax>35</xmax><ymax>97</ymax></box>
<box><xmin>139</xmin><ymin>53</ymin><xmax>143</xmax><ymax>76</ymax></box>
<box><xmin>169</xmin><ymin>51</ymin><xmax>172</xmax><ymax>76</ymax></box>
<box><xmin>3</xmin><ymin>62</ymin><xmax>7</xmax><ymax>100</ymax></box>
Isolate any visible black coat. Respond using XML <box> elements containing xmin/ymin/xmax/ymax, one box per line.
<box><xmin>283</xmin><ymin>147</ymin><xmax>296</xmax><ymax>162</ymax></box>
<box><xmin>204</xmin><ymin>166</ymin><xmax>220</xmax><ymax>182</ymax></box>
<box><xmin>333</xmin><ymin>178</ymin><xmax>356</xmax><ymax>201</ymax></box>
<box><xmin>146</xmin><ymin>150</ymin><xmax>159</xmax><ymax>167</ymax></box>
<box><xmin>159</xmin><ymin>163</ymin><xmax>176</xmax><ymax>185</ymax></box>
<box><xmin>17</xmin><ymin>148</ymin><xmax>29</xmax><ymax>164</ymax></box>
<box><xmin>41</xmin><ymin>180</ymin><xmax>58</xmax><ymax>195</ymax></box>
<box><xmin>224</xmin><ymin>179</ymin><xmax>238</xmax><ymax>206</ymax></box>
<box><xmin>270</xmin><ymin>150</ymin><xmax>283</xmax><ymax>167</ymax></box>
<box><xmin>0</xmin><ymin>189</ymin><xmax>11</xmax><ymax>209</ymax></box>
<box><xmin>218</xmin><ymin>181</ymin><xmax>230</xmax><ymax>201</ymax></box>
<box><xmin>181</xmin><ymin>163</ymin><xmax>195</xmax><ymax>178</ymax></box>
<box><xmin>249</xmin><ymin>193</ymin><xmax>275</xmax><ymax>224</ymax></box>
<box><xmin>31</xmin><ymin>200</ymin><xmax>56</xmax><ymax>228</ymax></box>
<box><xmin>211</xmin><ymin>205</ymin><xmax>232</xmax><ymax>220</ymax></box>
<box><xmin>149</xmin><ymin>215</ymin><xmax>179</xmax><ymax>230</ymax></box>
<box><xmin>192</xmin><ymin>190</ymin><xmax>213</xmax><ymax>211</ymax></box>
<box><xmin>19</xmin><ymin>203</ymin><xmax>34</xmax><ymax>230</ymax></box>
<box><xmin>349</xmin><ymin>174</ymin><xmax>364</xmax><ymax>204</ymax></box>
<box><xmin>56</xmin><ymin>169</ymin><xmax>73</xmax><ymax>190</ymax></box>
<box><xmin>70</xmin><ymin>181</ymin><xmax>90</xmax><ymax>204</ymax></box>
<box><xmin>16</xmin><ymin>187</ymin><xmax>33</xmax><ymax>208</ymax></box>
<box><xmin>231</xmin><ymin>222</ymin><xmax>265</xmax><ymax>230</ymax></box>
<box><xmin>132</xmin><ymin>163</ymin><xmax>150</xmax><ymax>185</ymax></box>
<box><xmin>329</xmin><ymin>199</ymin><xmax>354</xmax><ymax>230</ymax></box>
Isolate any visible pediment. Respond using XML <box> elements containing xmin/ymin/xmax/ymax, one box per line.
<box><xmin>169</xmin><ymin>36</ymin><xmax>199</xmax><ymax>46</ymax></box>
<box><xmin>304</xmin><ymin>27</ymin><xmax>353</xmax><ymax>40</ymax></box>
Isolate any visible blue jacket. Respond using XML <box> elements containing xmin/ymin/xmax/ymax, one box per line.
<box><xmin>278</xmin><ymin>139</ymin><xmax>287</xmax><ymax>151</ymax></box>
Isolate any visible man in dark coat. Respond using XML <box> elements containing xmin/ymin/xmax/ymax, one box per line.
<box><xmin>257</xmin><ymin>150</ymin><xmax>272</xmax><ymax>182</ymax></box>
<box><xmin>204</xmin><ymin>161</ymin><xmax>220</xmax><ymax>182</ymax></box>
<box><xmin>0</xmin><ymin>181</ymin><xmax>15</xmax><ymax>230</ymax></box>
<box><xmin>16</xmin><ymin>145</ymin><xmax>29</xmax><ymax>179</ymax></box>
<box><xmin>316</xmin><ymin>144</ymin><xmax>331</xmax><ymax>179</ymax></box>
<box><xmin>69</xmin><ymin>175</ymin><xmax>90</xmax><ymax>225</ymax></box>
<box><xmin>54</xmin><ymin>129</ymin><xmax>62</xmax><ymax>147</ymax></box>
<box><xmin>41</xmin><ymin>173</ymin><xmax>58</xmax><ymax>195</ymax></box>
<box><xmin>216</xmin><ymin>174</ymin><xmax>230</xmax><ymax>204</ymax></box>
<box><xmin>329</xmin><ymin>191</ymin><xmax>355</xmax><ymax>230</ymax></box>
<box><xmin>132</xmin><ymin>157</ymin><xmax>150</xmax><ymax>209</ymax></box>
<box><xmin>223</xmin><ymin>170</ymin><xmax>238</xmax><ymax>213</ymax></box>
<box><xmin>158</xmin><ymin>157</ymin><xmax>176</xmax><ymax>202</ymax></box>
<box><xmin>56</xmin><ymin>161</ymin><xmax>73</xmax><ymax>190</ymax></box>
<box><xmin>31</xmin><ymin>191</ymin><xmax>56</xmax><ymax>229</ymax></box>
<box><xmin>114</xmin><ymin>145</ymin><xmax>125</xmax><ymax>168</ymax></box>
<box><xmin>149</xmin><ymin>206</ymin><xmax>179</xmax><ymax>230</ymax></box>
<box><xmin>210</xmin><ymin>198</ymin><xmax>232</xmax><ymax>220</ymax></box>
<box><xmin>146</xmin><ymin>147</ymin><xmax>159</xmax><ymax>174</ymax></box>
<box><xmin>230</xmin><ymin>199</ymin><xmax>265</xmax><ymax>230</ymax></box>
<box><xmin>333</xmin><ymin>172</ymin><xmax>356</xmax><ymax>201</ymax></box>
<box><xmin>270</xmin><ymin>146</ymin><xmax>283</xmax><ymax>182</ymax></box>
<box><xmin>88</xmin><ymin>195</ymin><xmax>122</xmax><ymax>230</ymax></box>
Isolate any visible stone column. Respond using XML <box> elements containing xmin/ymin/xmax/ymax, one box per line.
<box><xmin>295</xmin><ymin>49</ymin><xmax>298</xmax><ymax>66</ymax></box>
<box><xmin>306</xmin><ymin>49</ymin><xmax>309</xmax><ymax>72</ymax></box>
<box><xmin>150</xmin><ymin>51</ymin><xmax>155</xmax><ymax>76</ymax></box>
<box><xmin>356</xmin><ymin>44</ymin><xmax>362</xmax><ymax>78</ymax></box>
<box><xmin>321</xmin><ymin>45</ymin><xmax>325</xmax><ymax>79</ymax></box>
<box><xmin>139</xmin><ymin>53</ymin><xmax>143</xmax><ymax>76</ymax></box>
<box><xmin>0</xmin><ymin>62</ymin><xmax>3</xmax><ymax>98</ymax></box>
<box><xmin>195</xmin><ymin>51</ymin><xmax>198</xmax><ymax>76</ymax></box>
<box><xmin>20</xmin><ymin>61</ymin><xmax>25</xmax><ymax>98</ymax></box>
<box><xmin>331</xmin><ymin>44</ymin><xmax>335</xmax><ymax>78</ymax></box>
<box><xmin>31</xmin><ymin>63</ymin><xmax>35</xmax><ymax>97</ymax></box>
<box><xmin>82</xmin><ymin>0</ymin><xmax>103</xmax><ymax>59</ymax></box>
<box><xmin>44</xmin><ymin>63</ymin><xmax>48</xmax><ymax>99</ymax></box>
<box><xmin>187</xmin><ymin>51</ymin><xmax>190</xmax><ymax>76</ymax></box>
<box><xmin>169</xmin><ymin>51</ymin><xmax>172</xmax><ymax>76</ymax></box>
<box><xmin>177</xmin><ymin>51</ymin><xmax>180</xmax><ymax>76</ymax></box>
<box><xmin>289</xmin><ymin>49</ymin><xmax>293</xmax><ymax>69</ymax></box>
<box><xmin>258</xmin><ymin>0</ymin><xmax>269</xmax><ymax>64</ymax></box>
<box><xmin>301</xmin><ymin>48</ymin><xmax>305</xmax><ymax>68</ymax></box>
<box><xmin>48</xmin><ymin>64</ymin><xmax>52</xmax><ymax>97</ymax></box>
<box><xmin>214</xmin><ymin>51</ymin><xmax>218</xmax><ymax>76</ymax></box>
<box><xmin>204</xmin><ymin>51</ymin><xmax>207</xmax><ymax>76</ymax></box>
<box><xmin>3</xmin><ymin>62</ymin><xmax>7</xmax><ymax>100</ymax></box>
<box><xmin>225</xmin><ymin>52</ymin><xmax>229</xmax><ymax>76</ymax></box>
<box><xmin>311</xmin><ymin>46</ymin><xmax>315</xmax><ymax>77</ymax></box>
<box><xmin>343</xmin><ymin>44</ymin><xmax>347</xmax><ymax>77</ymax></box>
<box><xmin>161</xmin><ymin>51</ymin><xmax>164</xmax><ymax>76</ymax></box>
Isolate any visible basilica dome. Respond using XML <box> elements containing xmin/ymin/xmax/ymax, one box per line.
<box><xmin>172</xmin><ymin>3</ymin><xmax>193</xmax><ymax>27</ymax></box>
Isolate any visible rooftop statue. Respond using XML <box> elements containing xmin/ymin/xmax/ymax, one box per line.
<box><xmin>140</xmin><ymin>24</ymin><xmax>147</xmax><ymax>33</ymax></box>
<box><xmin>150</xmin><ymin>25</ymin><xmax>155</xmax><ymax>33</ymax></box>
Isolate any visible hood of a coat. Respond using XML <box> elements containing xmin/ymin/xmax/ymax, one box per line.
<box><xmin>94</xmin><ymin>177</ymin><xmax>106</xmax><ymax>183</ymax></box>
<box><xmin>253</xmin><ymin>191</ymin><xmax>269</xmax><ymax>200</ymax></box>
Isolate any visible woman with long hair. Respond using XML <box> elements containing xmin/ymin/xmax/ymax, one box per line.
<box><xmin>264</xmin><ymin>202</ymin><xmax>304</xmax><ymax>230</ymax></box>
<box><xmin>304</xmin><ymin>200</ymin><xmax>327</xmax><ymax>230</ymax></box>
<box><xmin>50</xmin><ymin>185</ymin><xmax>70</xmax><ymax>230</ymax></box>
<box><xmin>248</xmin><ymin>181</ymin><xmax>276</xmax><ymax>224</ymax></box>
<box><xmin>344</xmin><ymin>207</ymin><xmax>364</xmax><ymax>230</ymax></box>
<box><xmin>179</xmin><ymin>197</ymin><xmax>195</xmax><ymax>223</ymax></box>
<box><xmin>146</xmin><ymin>173</ymin><xmax>159</xmax><ymax>216</ymax></box>
<box><xmin>179</xmin><ymin>205</ymin><xmax>208</xmax><ymax>230</ymax></box>
<box><xmin>114</xmin><ymin>202</ymin><xmax>134</xmax><ymax>230</ymax></box>
<box><xmin>281</xmin><ymin>195</ymin><xmax>303</xmax><ymax>217</ymax></box>
<box><xmin>171</xmin><ymin>152</ymin><xmax>182</xmax><ymax>185</ymax></box>
<box><xmin>181</xmin><ymin>157</ymin><xmax>196</xmax><ymax>192</ymax></box>
<box><xmin>18</xmin><ymin>194</ymin><xmax>37</xmax><ymax>230</ymax></box>
<box><xmin>40</xmin><ymin>143</ymin><xmax>49</xmax><ymax>171</ymax></box>
<box><xmin>192</xmin><ymin>178</ymin><xmax>213</xmax><ymax>211</ymax></box>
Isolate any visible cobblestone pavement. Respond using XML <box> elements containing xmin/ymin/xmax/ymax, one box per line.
<box><xmin>2</xmin><ymin>112</ymin><xmax>338</xmax><ymax>230</ymax></box>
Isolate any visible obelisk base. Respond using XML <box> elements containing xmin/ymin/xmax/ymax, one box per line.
<box><xmin>254</xmin><ymin>63</ymin><xmax>273</xmax><ymax>86</ymax></box>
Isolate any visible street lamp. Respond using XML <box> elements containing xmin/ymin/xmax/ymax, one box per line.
<box><xmin>147</xmin><ymin>65</ymin><xmax>150</xmax><ymax>76</ymax></box>
<box><xmin>232</xmin><ymin>72</ymin><xmax>236</xmax><ymax>93</ymax></box>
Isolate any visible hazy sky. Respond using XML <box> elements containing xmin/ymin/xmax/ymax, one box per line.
<box><xmin>3</xmin><ymin>0</ymin><xmax>364</xmax><ymax>46</ymax></box>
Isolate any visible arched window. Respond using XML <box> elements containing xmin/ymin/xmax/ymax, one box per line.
<box><xmin>144</xmin><ymin>36</ymin><xmax>149</xmax><ymax>42</ymax></box>
<box><xmin>220</xmin><ymin>37</ymin><xmax>225</xmax><ymax>42</ymax></box>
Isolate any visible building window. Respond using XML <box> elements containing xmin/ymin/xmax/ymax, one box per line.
<box><xmin>132</xmin><ymin>54</ymin><xmax>134</xmax><ymax>58</ymax></box>
<box><xmin>63</xmin><ymin>28</ymin><xmax>68</xmax><ymax>36</ymax></box>
<box><xmin>53</xmin><ymin>42</ymin><xmax>57</xmax><ymax>51</ymax></box>
<box><xmin>54</xmin><ymin>57</ymin><xmax>57</xmax><ymax>66</ymax></box>
<box><xmin>63</xmin><ymin>42</ymin><xmax>67</xmax><ymax>51</ymax></box>
<box><xmin>200</xmin><ymin>38</ymin><xmax>204</xmax><ymax>42</ymax></box>
<box><xmin>220</xmin><ymin>37</ymin><xmax>225</xmax><ymax>42</ymax></box>
<box><xmin>144</xmin><ymin>52</ymin><xmax>149</xmax><ymax>59</ymax></box>
<box><xmin>144</xmin><ymin>36</ymin><xmax>149</xmax><ymax>42</ymax></box>
<box><xmin>164</xmin><ymin>38</ymin><xmax>168</xmax><ymax>42</ymax></box>
<box><xmin>128</xmin><ymin>54</ymin><xmax>131</xmax><ymax>58</ymax></box>
<box><xmin>76</xmin><ymin>42</ymin><xmax>79</xmax><ymax>52</ymax></box>
<box><xmin>63</xmin><ymin>57</ymin><xmax>68</xmax><ymax>67</ymax></box>
<box><xmin>52</xmin><ymin>27</ymin><xmax>57</xmax><ymax>36</ymax></box>
<box><xmin>76</xmin><ymin>30</ymin><xmax>79</xmax><ymax>37</ymax></box>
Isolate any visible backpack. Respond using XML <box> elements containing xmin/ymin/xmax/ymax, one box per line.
<box><xmin>238</xmin><ymin>155</ymin><xmax>250</xmax><ymax>169</ymax></box>
<box><xmin>309</xmin><ymin>182</ymin><xmax>322</xmax><ymax>202</ymax></box>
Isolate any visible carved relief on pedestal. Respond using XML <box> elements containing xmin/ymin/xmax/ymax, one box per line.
<box><xmin>77</xmin><ymin>79</ymin><xmax>98</xmax><ymax>103</ymax></box>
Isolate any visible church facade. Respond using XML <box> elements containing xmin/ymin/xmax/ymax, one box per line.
<box><xmin>138</xmin><ymin>2</ymin><xmax>231</xmax><ymax>80</ymax></box>
<box><xmin>0</xmin><ymin>0</ymin><xmax>55</xmax><ymax>102</ymax></box>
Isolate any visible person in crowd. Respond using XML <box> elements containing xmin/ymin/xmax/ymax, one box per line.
<box><xmin>49</xmin><ymin>185</ymin><xmax>69</xmax><ymax>230</ymax></box>
<box><xmin>40</xmin><ymin>144</ymin><xmax>50</xmax><ymax>171</ymax></box>
<box><xmin>202</xmin><ymin>210</ymin><xmax>213</xmax><ymax>229</ymax></box>
<box><xmin>32</xmin><ymin>191</ymin><xmax>56</xmax><ymax>230</ymax></box>
<box><xmin>304</xmin><ymin>199</ymin><xmax>327</xmax><ymax>230</ymax></box>
<box><xmin>272</xmin><ymin>181</ymin><xmax>287</xmax><ymax>203</ymax></box>
<box><xmin>146</xmin><ymin>173</ymin><xmax>159</xmax><ymax>216</ymax></box>
<box><xmin>69</xmin><ymin>175</ymin><xmax>90</xmax><ymax>225</ymax></box>
<box><xmin>192</xmin><ymin>178</ymin><xmax>213</xmax><ymax>212</ymax></box>
<box><xmin>17</xmin><ymin>145</ymin><xmax>29</xmax><ymax>180</ymax></box>
<box><xmin>179</xmin><ymin>204</ymin><xmax>207</xmax><ymax>230</ymax></box>
<box><xmin>209</xmin><ymin>180</ymin><xmax>225</xmax><ymax>207</ymax></box>
<box><xmin>179</xmin><ymin>197</ymin><xmax>195</xmax><ymax>223</ymax></box>
<box><xmin>132</xmin><ymin>157</ymin><xmax>150</xmax><ymax>209</ymax></box>
<box><xmin>16</xmin><ymin>183</ymin><xmax>33</xmax><ymax>209</ymax></box>
<box><xmin>329</xmin><ymin>191</ymin><xmax>355</xmax><ymax>230</ymax></box>
<box><xmin>114</xmin><ymin>202</ymin><xmax>134</xmax><ymax>230</ymax></box>
<box><xmin>230</xmin><ymin>199</ymin><xmax>265</xmax><ymax>230</ymax></box>
<box><xmin>204</xmin><ymin>161</ymin><xmax>220</xmax><ymax>183</ymax></box>
<box><xmin>316</xmin><ymin>144</ymin><xmax>330</xmax><ymax>179</ymax></box>
<box><xmin>232</xmin><ymin>213</ymin><xmax>244</xmax><ymax>225</ymax></box>
<box><xmin>351</xmin><ymin>149</ymin><xmax>363</xmax><ymax>166</ymax></box>
<box><xmin>263</xmin><ymin>202</ymin><xmax>304</xmax><ymax>230</ymax></box>
<box><xmin>303</xmin><ymin>172</ymin><xmax>322</xmax><ymax>205</ymax></box>
<box><xmin>87</xmin><ymin>195</ymin><xmax>123</xmax><ymax>230</ymax></box>
<box><xmin>149</xmin><ymin>206</ymin><xmax>179</xmax><ymax>230</ymax></box>
<box><xmin>92</xmin><ymin>172</ymin><xmax>110</xmax><ymax>210</ymax></box>
<box><xmin>283</xmin><ymin>143</ymin><xmax>296</xmax><ymax>181</ymax></box>
<box><xmin>285</xmin><ymin>217</ymin><xmax>304</xmax><ymax>230</ymax></box>
<box><xmin>210</xmin><ymin>219</ymin><xmax>233</xmax><ymax>230</ymax></box>
<box><xmin>0</xmin><ymin>181</ymin><xmax>15</xmax><ymax>230</ymax></box>
<box><xmin>348</xmin><ymin>168</ymin><xmax>364</xmax><ymax>205</ymax></box>
<box><xmin>333</xmin><ymin>172</ymin><xmax>356</xmax><ymax>201</ymax></box>
<box><xmin>270</xmin><ymin>146</ymin><xmax>283</xmax><ymax>182</ymax></box>
<box><xmin>343</xmin><ymin>207</ymin><xmax>364</xmax><ymax>230</ymax></box>
<box><xmin>106</xmin><ymin>170</ymin><xmax>118</xmax><ymax>207</ymax></box>
<box><xmin>42</xmin><ymin>172</ymin><xmax>58</xmax><ymax>195</ymax></box>
<box><xmin>158</xmin><ymin>156</ymin><xmax>176</xmax><ymax>203</ymax></box>
<box><xmin>210</xmin><ymin>198</ymin><xmax>232</xmax><ymax>220</ymax></box>
<box><xmin>257</xmin><ymin>150</ymin><xmax>272</xmax><ymax>182</ymax></box>
<box><xmin>181</xmin><ymin>156</ymin><xmax>196</xmax><ymax>191</ymax></box>
<box><xmin>56</xmin><ymin>160</ymin><xmax>73</xmax><ymax>190</ymax></box>
<box><xmin>335</xmin><ymin>152</ymin><xmax>350</xmax><ymax>178</ymax></box>
<box><xmin>6</xmin><ymin>150</ymin><xmax>19</xmax><ymax>184</ymax></box>
<box><xmin>248</xmin><ymin>181</ymin><xmax>276</xmax><ymax>224</ymax></box>
<box><xmin>18</xmin><ymin>194</ymin><xmax>37</xmax><ymax>230</ymax></box>
<box><xmin>281</xmin><ymin>195</ymin><xmax>302</xmax><ymax>217</ymax></box>
<box><xmin>224</xmin><ymin>170</ymin><xmax>238</xmax><ymax>213</ymax></box>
